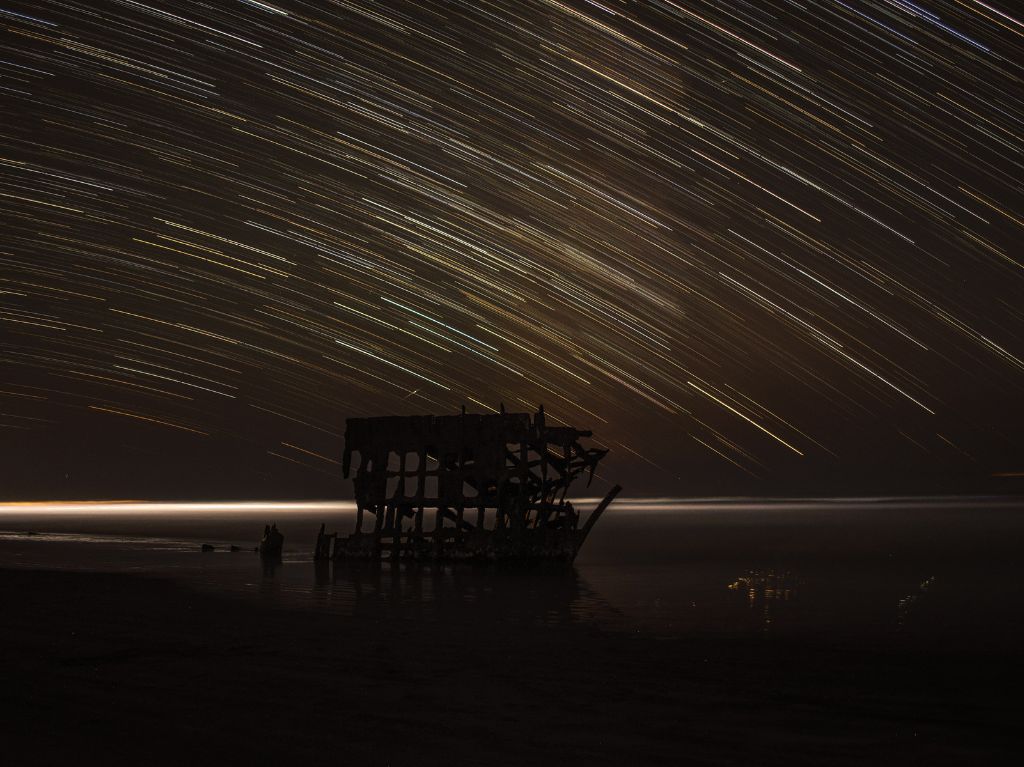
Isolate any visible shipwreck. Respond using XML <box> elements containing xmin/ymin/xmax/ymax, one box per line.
<box><xmin>318</xmin><ymin>405</ymin><xmax>621</xmax><ymax>563</ymax></box>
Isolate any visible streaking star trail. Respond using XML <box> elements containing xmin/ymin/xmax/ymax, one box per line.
<box><xmin>1</xmin><ymin>0</ymin><xmax>1022</xmax><ymax>498</ymax></box>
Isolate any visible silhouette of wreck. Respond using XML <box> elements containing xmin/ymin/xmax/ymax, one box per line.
<box><xmin>319</xmin><ymin>405</ymin><xmax>621</xmax><ymax>563</ymax></box>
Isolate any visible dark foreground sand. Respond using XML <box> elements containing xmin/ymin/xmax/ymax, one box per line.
<box><xmin>0</xmin><ymin>567</ymin><xmax>1018</xmax><ymax>766</ymax></box>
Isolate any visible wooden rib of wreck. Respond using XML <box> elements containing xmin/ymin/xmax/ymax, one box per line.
<box><xmin>259</xmin><ymin>523</ymin><xmax>283</xmax><ymax>558</ymax></box>
<box><xmin>321</xmin><ymin>405</ymin><xmax>621</xmax><ymax>563</ymax></box>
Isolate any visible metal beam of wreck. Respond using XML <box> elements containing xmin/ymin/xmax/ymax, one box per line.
<box><xmin>576</xmin><ymin>484</ymin><xmax>622</xmax><ymax>551</ymax></box>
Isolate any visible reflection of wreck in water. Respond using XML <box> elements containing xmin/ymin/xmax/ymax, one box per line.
<box><xmin>312</xmin><ymin>564</ymin><xmax>621</xmax><ymax>629</ymax></box>
<box><xmin>321</xmin><ymin>405</ymin><xmax>621</xmax><ymax>563</ymax></box>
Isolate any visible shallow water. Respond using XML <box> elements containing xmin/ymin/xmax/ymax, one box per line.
<box><xmin>2</xmin><ymin>497</ymin><xmax>1022</xmax><ymax>647</ymax></box>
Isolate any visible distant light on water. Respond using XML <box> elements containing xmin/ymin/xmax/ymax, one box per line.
<box><xmin>0</xmin><ymin>501</ymin><xmax>356</xmax><ymax>515</ymax></box>
<box><xmin>1</xmin><ymin>496</ymin><xmax>1017</xmax><ymax>518</ymax></box>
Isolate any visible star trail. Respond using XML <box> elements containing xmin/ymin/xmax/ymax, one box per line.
<box><xmin>2</xmin><ymin>0</ymin><xmax>1023</xmax><ymax>498</ymax></box>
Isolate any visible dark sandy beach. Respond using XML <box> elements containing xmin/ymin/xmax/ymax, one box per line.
<box><xmin>1</xmin><ymin>564</ymin><xmax>1019</xmax><ymax>766</ymax></box>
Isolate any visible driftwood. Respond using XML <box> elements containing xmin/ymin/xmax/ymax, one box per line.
<box><xmin>319</xmin><ymin>405</ymin><xmax>621</xmax><ymax>563</ymax></box>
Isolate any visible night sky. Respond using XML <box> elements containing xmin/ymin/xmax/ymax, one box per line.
<box><xmin>2</xmin><ymin>0</ymin><xmax>1023</xmax><ymax>500</ymax></box>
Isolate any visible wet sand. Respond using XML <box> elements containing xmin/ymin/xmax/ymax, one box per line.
<box><xmin>1</xmin><ymin>566</ymin><xmax>1018</xmax><ymax>766</ymax></box>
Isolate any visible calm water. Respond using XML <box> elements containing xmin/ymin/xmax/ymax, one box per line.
<box><xmin>2</xmin><ymin>497</ymin><xmax>1022</xmax><ymax>647</ymax></box>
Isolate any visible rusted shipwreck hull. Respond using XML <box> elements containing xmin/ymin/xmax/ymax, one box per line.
<box><xmin>322</xmin><ymin>406</ymin><xmax>620</xmax><ymax>563</ymax></box>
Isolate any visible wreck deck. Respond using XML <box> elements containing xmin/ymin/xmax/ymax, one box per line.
<box><xmin>321</xmin><ymin>406</ymin><xmax>620</xmax><ymax>562</ymax></box>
